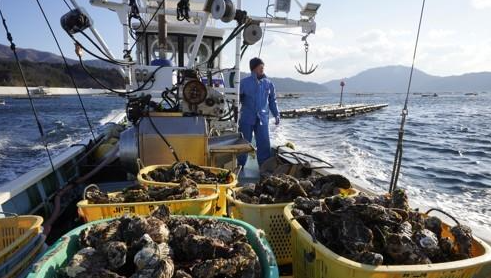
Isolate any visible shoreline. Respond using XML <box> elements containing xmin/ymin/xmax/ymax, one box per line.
<box><xmin>0</xmin><ymin>86</ymin><xmax>120</xmax><ymax>96</ymax></box>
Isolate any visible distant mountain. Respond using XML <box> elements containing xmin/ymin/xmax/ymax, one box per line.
<box><xmin>3</xmin><ymin>44</ymin><xmax>491</xmax><ymax>92</ymax></box>
<box><xmin>0</xmin><ymin>44</ymin><xmax>326</xmax><ymax>91</ymax></box>
<box><xmin>323</xmin><ymin>65</ymin><xmax>491</xmax><ymax>93</ymax></box>
<box><xmin>0</xmin><ymin>60</ymin><xmax>123</xmax><ymax>88</ymax></box>
<box><xmin>238</xmin><ymin>72</ymin><xmax>326</xmax><ymax>92</ymax></box>
<box><xmin>0</xmin><ymin>44</ymin><xmax>118</xmax><ymax>69</ymax></box>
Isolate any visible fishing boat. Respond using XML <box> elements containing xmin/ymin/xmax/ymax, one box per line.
<box><xmin>0</xmin><ymin>0</ymin><xmax>490</xmax><ymax>277</ymax></box>
<box><xmin>11</xmin><ymin>87</ymin><xmax>59</xmax><ymax>99</ymax></box>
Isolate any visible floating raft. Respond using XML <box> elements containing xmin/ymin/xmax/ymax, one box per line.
<box><xmin>280</xmin><ymin>103</ymin><xmax>388</xmax><ymax>119</ymax></box>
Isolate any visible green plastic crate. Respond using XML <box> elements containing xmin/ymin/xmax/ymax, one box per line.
<box><xmin>28</xmin><ymin>216</ymin><xmax>279</xmax><ymax>278</ymax></box>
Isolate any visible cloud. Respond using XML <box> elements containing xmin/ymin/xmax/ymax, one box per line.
<box><xmin>428</xmin><ymin>29</ymin><xmax>456</xmax><ymax>39</ymax></box>
<box><xmin>231</xmin><ymin>24</ymin><xmax>491</xmax><ymax>83</ymax></box>
<box><xmin>471</xmin><ymin>0</ymin><xmax>491</xmax><ymax>9</ymax></box>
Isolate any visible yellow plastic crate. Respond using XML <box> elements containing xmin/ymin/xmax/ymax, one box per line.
<box><xmin>0</xmin><ymin>215</ymin><xmax>43</xmax><ymax>265</ymax></box>
<box><xmin>137</xmin><ymin>164</ymin><xmax>237</xmax><ymax>216</ymax></box>
<box><xmin>4</xmin><ymin>234</ymin><xmax>45</xmax><ymax>278</ymax></box>
<box><xmin>77</xmin><ymin>187</ymin><xmax>219</xmax><ymax>222</ymax></box>
<box><xmin>284</xmin><ymin>204</ymin><xmax>491</xmax><ymax>278</ymax></box>
<box><xmin>226</xmin><ymin>188</ymin><xmax>358</xmax><ymax>265</ymax></box>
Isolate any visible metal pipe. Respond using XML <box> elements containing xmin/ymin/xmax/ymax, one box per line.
<box><xmin>71</xmin><ymin>0</ymin><xmax>126</xmax><ymax>76</ymax></box>
<box><xmin>234</xmin><ymin>0</ymin><xmax>242</xmax><ymax>132</ymax></box>
<box><xmin>187</xmin><ymin>13</ymin><xmax>210</xmax><ymax>68</ymax></box>
<box><xmin>122</xmin><ymin>0</ymin><xmax>132</xmax><ymax>88</ymax></box>
<box><xmin>249</xmin><ymin>15</ymin><xmax>307</xmax><ymax>28</ymax></box>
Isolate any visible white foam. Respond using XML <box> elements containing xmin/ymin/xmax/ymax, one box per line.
<box><xmin>99</xmin><ymin>109</ymin><xmax>125</xmax><ymax>125</ymax></box>
<box><xmin>270</xmin><ymin>121</ymin><xmax>491</xmax><ymax>238</ymax></box>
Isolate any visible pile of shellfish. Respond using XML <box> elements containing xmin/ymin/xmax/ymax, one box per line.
<box><xmin>291</xmin><ymin>189</ymin><xmax>475</xmax><ymax>265</ymax></box>
<box><xmin>235</xmin><ymin>173</ymin><xmax>352</xmax><ymax>204</ymax></box>
<box><xmin>86</xmin><ymin>178</ymin><xmax>200</xmax><ymax>204</ymax></box>
<box><xmin>64</xmin><ymin>205</ymin><xmax>261</xmax><ymax>278</ymax></box>
<box><xmin>141</xmin><ymin>161</ymin><xmax>232</xmax><ymax>184</ymax></box>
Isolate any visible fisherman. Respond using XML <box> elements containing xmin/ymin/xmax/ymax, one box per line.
<box><xmin>238</xmin><ymin>57</ymin><xmax>280</xmax><ymax>168</ymax></box>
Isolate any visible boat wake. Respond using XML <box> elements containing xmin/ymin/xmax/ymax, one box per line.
<box><xmin>271</xmin><ymin>112</ymin><xmax>491</xmax><ymax>235</ymax></box>
<box><xmin>99</xmin><ymin>109</ymin><xmax>124</xmax><ymax>125</ymax></box>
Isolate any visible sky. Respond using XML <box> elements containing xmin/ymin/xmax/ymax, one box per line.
<box><xmin>1</xmin><ymin>0</ymin><xmax>491</xmax><ymax>83</ymax></box>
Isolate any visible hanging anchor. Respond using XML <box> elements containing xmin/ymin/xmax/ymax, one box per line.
<box><xmin>295</xmin><ymin>35</ymin><xmax>318</xmax><ymax>75</ymax></box>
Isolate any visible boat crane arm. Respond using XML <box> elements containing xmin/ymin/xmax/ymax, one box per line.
<box><xmin>90</xmin><ymin>0</ymin><xmax>317</xmax><ymax>33</ymax></box>
<box><xmin>69</xmin><ymin>0</ymin><xmax>127</xmax><ymax>79</ymax></box>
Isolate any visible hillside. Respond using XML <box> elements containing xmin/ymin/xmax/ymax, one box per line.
<box><xmin>2</xmin><ymin>44</ymin><xmax>491</xmax><ymax>92</ymax></box>
<box><xmin>0</xmin><ymin>60</ymin><xmax>123</xmax><ymax>88</ymax></box>
<box><xmin>0</xmin><ymin>44</ymin><xmax>117</xmax><ymax>69</ymax></box>
<box><xmin>323</xmin><ymin>65</ymin><xmax>491</xmax><ymax>93</ymax></box>
<box><xmin>238</xmin><ymin>72</ymin><xmax>326</xmax><ymax>92</ymax></box>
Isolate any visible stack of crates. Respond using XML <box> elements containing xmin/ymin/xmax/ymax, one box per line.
<box><xmin>0</xmin><ymin>215</ymin><xmax>45</xmax><ymax>278</ymax></box>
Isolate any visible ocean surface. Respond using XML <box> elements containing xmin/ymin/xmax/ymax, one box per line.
<box><xmin>0</xmin><ymin>92</ymin><xmax>490</xmax><ymax>234</ymax></box>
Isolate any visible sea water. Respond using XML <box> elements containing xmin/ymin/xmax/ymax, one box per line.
<box><xmin>0</xmin><ymin>92</ymin><xmax>490</xmax><ymax>233</ymax></box>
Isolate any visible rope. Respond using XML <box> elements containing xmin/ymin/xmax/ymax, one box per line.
<box><xmin>258</xmin><ymin>1</ymin><xmax>273</xmax><ymax>58</ymax></box>
<box><xmin>0</xmin><ymin>7</ymin><xmax>57</xmax><ymax>179</ymax></box>
<box><xmin>62</xmin><ymin>0</ymin><xmax>72</xmax><ymax>10</ymax></box>
<box><xmin>35</xmin><ymin>0</ymin><xmax>96</xmax><ymax>141</ymax></box>
<box><xmin>267</xmin><ymin>30</ymin><xmax>303</xmax><ymax>37</ymax></box>
<box><xmin>389</xmin><ymin>0</ymin><xmax>426</xmax><ymax>193</ymax></box>
<box><xmin>76</xmin><ymin>54</ymin><xmax>158</xmax><ymax>95</ymax></box>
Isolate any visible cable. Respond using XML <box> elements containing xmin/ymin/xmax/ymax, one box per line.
<box><xmin>277</xmin><ymin>151</ymin><xmax>334</xmax><ymax>169</ymax></box>
<box><xmin>77</xmin><ymin>54</ymin><xmax>159</xmax><ymax>95</ymax></box>
<box><xmin>389</xmin><ymin>0</ymin><xmax>426</xmax><ymax>193</ymax></box>
<box><xmin>127</xmin><ymin>0</ymin><xmax>166</xmax><ymax>54</ymax></box>
<box><xmin>147</xmin><ymin>114</ymin><xmax>180</xmax><ymax>161</ymax></box>
<box><xmin>0</xmin><ymin>7</ymin><xmax>58</xmax><ymax>181</ymax></box>
<box><xmin>207</xmin><ymin>22</ymin><xmax>249</xmax><ymax>68</ymax></box>
<box><xmin>75</xmin><ymin>31</ymin><xmax>134</xmax><ymax>66</ymax></box>
<box><xmin>62</xmin><ymin>0</ymin><xmax>72</xmax><ymax>10</ymax></box>
<box><xmin>267</xmin><ymin>30</ymin><xmax>303</xmax><ymax>37</ymax></box>
<box><xmin>59</xmin><ymin>0</ymin><xmax>134</xmax><ymax>66</ymax></box>
<box><xmin>258</xmin><ymin>1</ymin><xmax>273</xmax><ymax>58</ymax></box>
<box><xmin>177</xmin><ymin>0</ymin><xmax>191</xmax><ymax>22</ymax></box>
<box><xmin>240</xmin><ymin>44</ymin><xmax>249</xmax><ymax>60</ymax></box>
<box><xmin>35</xmin><ymin>0</ymin><xmax>96</xmax><ymax>141</ymax></box>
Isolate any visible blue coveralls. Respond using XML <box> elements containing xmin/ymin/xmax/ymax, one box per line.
<box><xmin>237</xmin><ymin>72</ymin><xmax>279</xmax><ymax>167</ymax></box>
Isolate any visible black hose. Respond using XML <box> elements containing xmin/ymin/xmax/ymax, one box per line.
<box><xmin>77</xmin><ymin>55</ymin><xmax>159</xmax><ymax>95</ymax></box>
<box><xmin>147</xmin><ymin>115</ymin><xmax>180</xmax><ymax>162</ymax></box>
<box><xmin>78</xmin><ymin>31</ymin><xmax>135</xmax><ymax>65</ymax></box>
<box><xmin>207</xmin><ymin>22</ymin><xmax>249</xmax><ymax>68</ymax></box>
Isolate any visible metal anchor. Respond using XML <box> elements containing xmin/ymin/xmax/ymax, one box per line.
<box><xmin>295</xmin><ymin>36</ymin><xmax>318</xmax><ymax>75</ymax></box>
